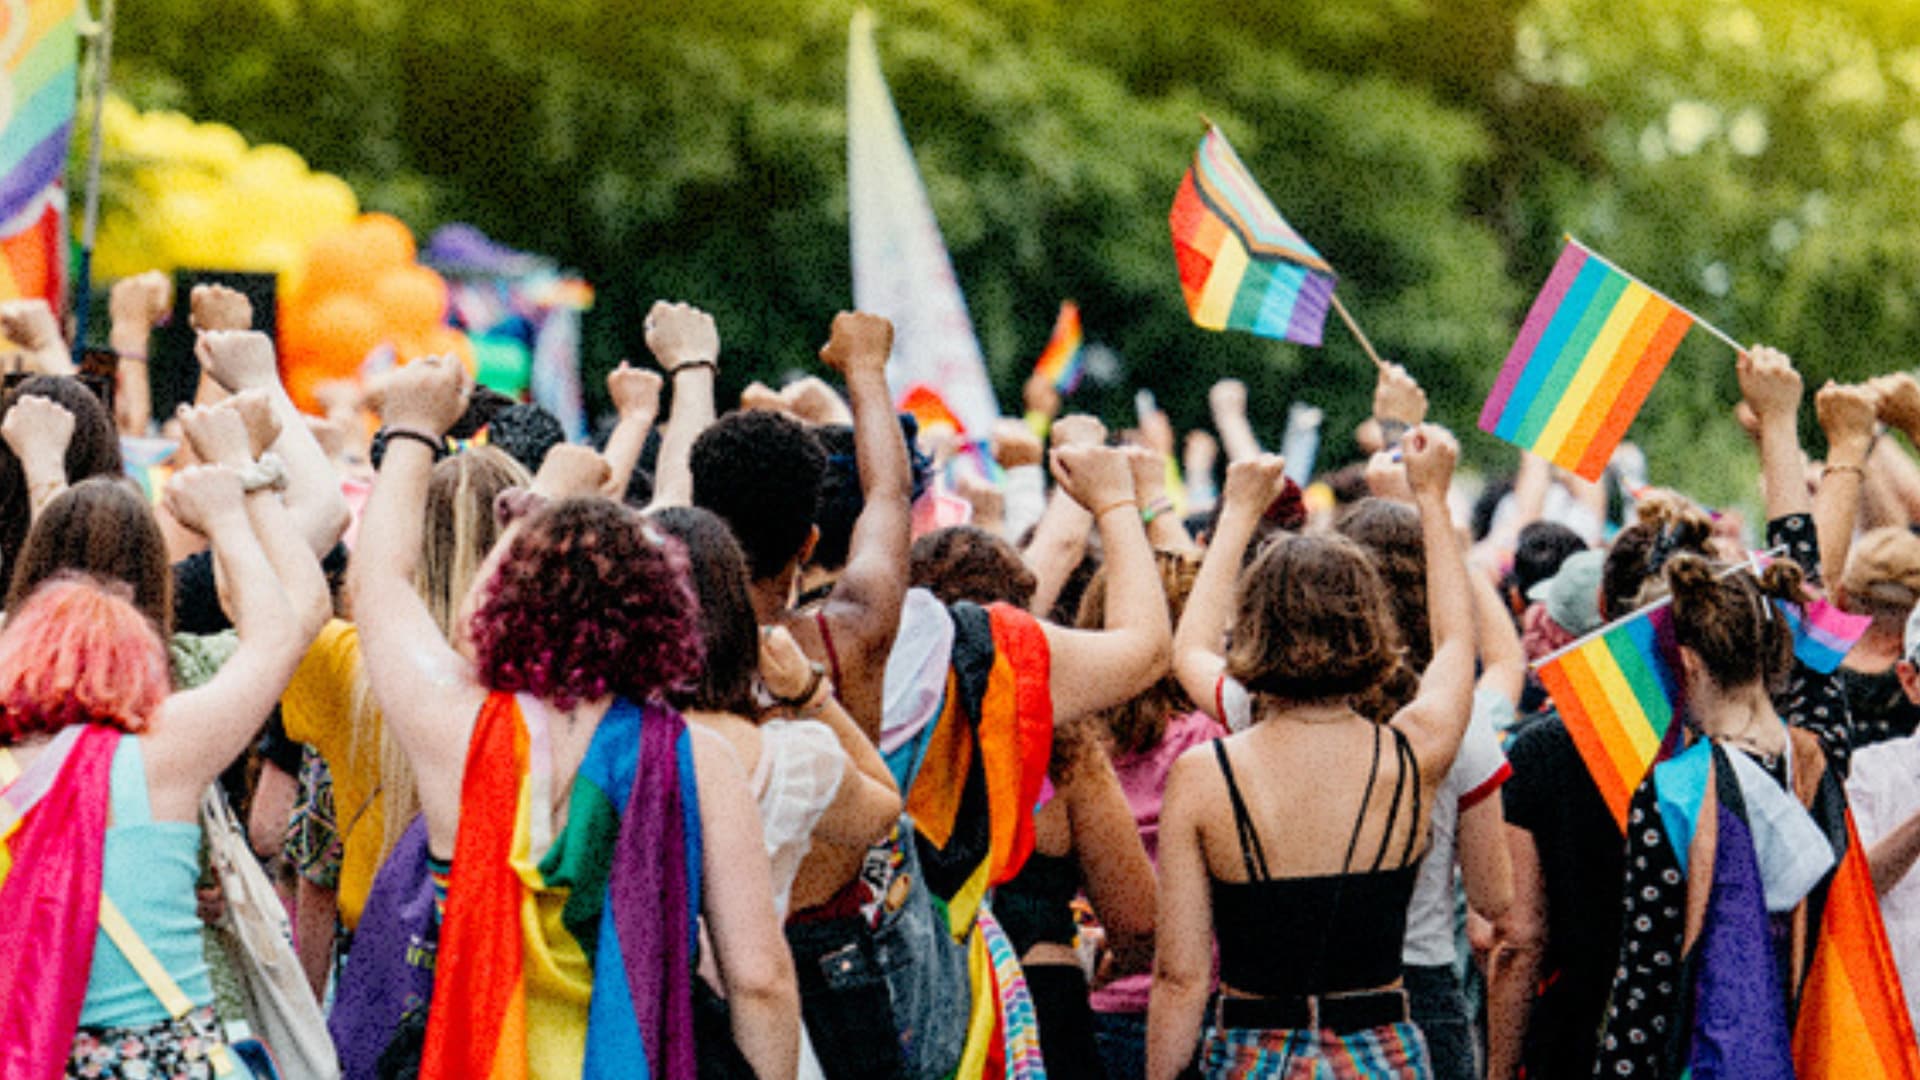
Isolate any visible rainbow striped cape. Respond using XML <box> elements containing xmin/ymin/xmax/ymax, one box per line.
<box><xmin>891</xmin><ymin>601</ymin><xmax>1053</xmax><ymax>1080</ymax></box>
<box><xmin>420</xmin><ymin>693</ymin><xmax>701</xmax><ymax>1080</ymax></box>
<box><xmin>0</xmin><ymin>725</ymin><xmax>119</xmax><ymax>1080</ymax></box>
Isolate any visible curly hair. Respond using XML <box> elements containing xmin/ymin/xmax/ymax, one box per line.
<box><xmin>809</xmin><ymin>418</ymin><xmax>932</xmax><ymax>574</ymax></box>
<box><xmin>485</xmin><ymin>403</ymin><xmax>567</xmax><ymax>476</ymax></box>
<box><xmin>7</xmin><ymin>477</ymin><xmax>172</xmax><ymax>633</ymax></box>
<box><xmin>0</xmin><ymin>575</ymin><xmax>169</xmax><ymax>741</ymax></box>
<box><xmin>650</xmin><ymin>506</ymin><xmax>760</xmax><ymax>717</ymax></box>
<box><xmin>1334</xmin><ymin>498</ymin><xmax>1427</xmax><ymax>723</ymax></box>
<box><xmin>690</xmin><ymin>410</ymin><xmax>828</xmax><ymax>580</ymax></box>
<box><xmin>1602</xmin><ymin>492</ymin><xmax>1715</xmax><ymax>620</ymax></box>
<box><xmin>1076</xmin><ymin>550</ymin><xmax>1200</xmax><ymax>755</ymax></box>
<box><xmin>910</xmin><ymin>525</ymin><xmax>1037</xmax><ymax>609</ymax></box>
<box><xmin>1</xmin><ymin>376</ymin><xmax>123</xmax><ymax>593</ymax></box>
<box><xmin>466</xmin><ymin>497</ymin><xmax>704</xmax><ymax>710</ymax></box>
<box><xmin>1664</xmin><ymin>554</ymin><xmax>1807</xmax><ymax>695</ymax></box>
<box><xmin>1227</xmin><ymin>532</ymin><xmax>1400</xmax><ymax>705</ymax></box>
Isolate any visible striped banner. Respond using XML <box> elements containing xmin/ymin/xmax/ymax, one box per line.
<box><xmin>1535</xmin><ymin>602</ymin><xmax>1684</xmax><ymax>828</ymax></box>
<box><xmin>1480</xmin><ymin>239</ymin><xmax>1695</xmax><ymax>481</ymax></box>
<box><xmin>0</xmin><ymin>0</ymin><xmax>80</xmax><ymax>227</ymax></box>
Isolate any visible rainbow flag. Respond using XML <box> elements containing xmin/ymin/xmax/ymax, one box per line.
<box><xmin>1031</xmin><ymin>301</ymin><xmax>1085</xmax><ymax>394</ymax></box>
<box><xmin>1479</xmin><ymin>239</ymin><xmax>1695</xmax><ymax>481</ymax></box>
<box><xmin>0</xmin><ymin>725</ymin><xmax>118</xmax><ymax>1080</ymax></box>
<box><xmin>900</xmin><ymin>382</ymin><xmax>967</xmax><ymax>437</ymax></box>
<box><xmin>1535</xmin><ymin>603</ymin><xmax>1683</xmax><ymax>828</ymax></box>
<box><xmin>0</xmin><ymin>185</ymin><xmax>64</xmax><ymax>309</ymax></box>
<box><xmin>1792</xmin><ymin>814</ymin><xmax>1920</xmax><ymax>1080</ymax></box>
<box><xmin>421</xmin><ymin>693</ymin><xmax>699</xmax><ymax>1080</ymax></box>
<box><xmin>0</xmin><ymin>0</ymin><xmax>80</xmax><ymax>228</ymax></box>
<box><xmin>1778</xmin><ymin>596</ymin><xmax>1873</xmax><ymax>674</ymax></box>
<box><xmin>1169</xmin><ymin>125</ymin><xmax>1335</xmax><ymax>345</ymax></box>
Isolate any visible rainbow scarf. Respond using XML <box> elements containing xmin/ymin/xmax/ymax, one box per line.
<box><xmin>420</xmin><ymin>693</ymin><xmax>701</xmax><ymax>1080</ymax></box>
<box><xmin>894</xmin><ymin>601</ymin><xmax>1052</xmax><ymax>1080</ymax></box>
<box><xmin>0</xmin><ymin>725</ymin><xmax>120</xmax><ymax>1080</ymax></box>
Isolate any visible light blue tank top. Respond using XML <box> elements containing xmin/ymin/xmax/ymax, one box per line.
<box><xmin>79</xmin><ymin>737</ymin><xmax>215</xmax><ymax>1028</ymax></box>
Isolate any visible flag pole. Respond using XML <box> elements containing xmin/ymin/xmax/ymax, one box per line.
<box><xmin>71</xmin><ymin>0</ymin><xmax>115</xmax><ymax>365</ymax></box>
<box><xmin>1529</xmin><ymin>545</ymin><xmax>1788</xmax><ymax>669</ymax></box>
<box><xmin>1566</xmin><ymin>235</ymin><xmax>1746</xmax><ymax>355</ymax></box>
<box><xmin>1329</xmin><ymin>292</ymin><xmax>1386</xmax><ymax>369</ymax></box>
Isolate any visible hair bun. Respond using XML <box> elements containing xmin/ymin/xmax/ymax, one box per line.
<box><xmin>1759</xmin><ymin>558</ymin><xmax>1809</xmax><ymax>606</ymax></box>
<box><xmin>1663</xmin><ymin>553</ymin><xmax>1716</xmax><ymax>597</ymax></box>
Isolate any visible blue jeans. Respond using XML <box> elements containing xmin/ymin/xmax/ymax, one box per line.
<box><xmin>1404</xmin><ymin>964</ymin><xmax>1476</xmax><ymax>1080</ymax></box>
<box><xmin>1093</xmin><ymin>1009</ymin><xmax>1147</xmax><ymax>1080</ymax></box>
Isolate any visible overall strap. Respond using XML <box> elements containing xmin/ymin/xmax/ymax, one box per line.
<box><xmin>1212</xmin><ymin>740</ymin><xmax>1270</xmax><ymax>881</ymax></box>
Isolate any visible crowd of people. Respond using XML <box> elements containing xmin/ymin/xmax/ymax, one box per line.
<box><xmin>1</xmin><ymin>274</ymin><xmax>1917</xmax><ymax>1080</ymax></box>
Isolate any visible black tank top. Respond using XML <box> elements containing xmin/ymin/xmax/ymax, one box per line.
<box><xmin>1208</xmin><ymin>724</ymin><xmax>1424</xmax><ymax>998</ymax></box>
<box><xmin>994</xmin><ymin>851</ymin><xmax>1081</xmax><ymax>956</ymax></box>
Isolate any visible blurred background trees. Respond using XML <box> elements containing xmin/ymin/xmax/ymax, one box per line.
<box><xmin>105</xmin><ymin>0</ymin><xmax>1920</xmax><ymax>503</ymax></box>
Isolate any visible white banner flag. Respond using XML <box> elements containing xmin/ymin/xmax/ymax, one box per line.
<box><xmin>846</xmin><ymin>8</ymin><xmax>1000</xmax><ymax>434</ymax></box>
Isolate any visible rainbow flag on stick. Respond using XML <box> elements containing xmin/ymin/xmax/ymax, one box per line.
<box><xmin>0</xmin><ymin>0</ymin><xmax>79</xmax><ymax>228</ymax></box>
<box><xmin>1169</xmin><ymin>125</ymin><xmax>1335</xmax><ymax>345</ymax></box>
<box><xmin>1031</xmin><ymin>301</ymin><xmax>1085</xmax><ymax>394</ymax></box>
<box><xmin>1535</xmin><ymin>600</ymin><xmax>1685</xmax><ymax>829</ymax></box>
<box><xmin>1480</xmin><ymin>238</ymin><xmax>1739</xmax><ymax>481</ymax></box>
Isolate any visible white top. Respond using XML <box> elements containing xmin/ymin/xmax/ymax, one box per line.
<box><xmin>751</xmin><ymin>719</ymin><xmax>849</xmax><ymax>919</ymax></box>
<box><xmin>1846</xmin><ymin>731</ymin><xmax>1920</xmax><ymax>1037</ymax></box>
<box><xmin>1215</xmin><ymin>678</ymin><xmax>1514</xmax><ymax>966</ymax></box>
<box><xmin>1402</xmin><ymin>687</ymin><xmax>1512</xmax><ymax>966</ymax></box>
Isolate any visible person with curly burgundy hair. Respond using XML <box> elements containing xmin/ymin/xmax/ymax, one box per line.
<box><xmin>0</xmin><ymin>398</ymin><xmax>329</xmax><ymax>1078</ymax></box>
<box><xmin>349</xmin><ymin>353</ymin><xmax>798</xmax><ymax>1080</ymax></box>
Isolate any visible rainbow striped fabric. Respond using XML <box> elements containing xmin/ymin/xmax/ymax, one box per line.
<box><xmin>1169</xmin><ymin>126</ymin><xmax>1335</xmax><ymax>345</ymax></box>
<box><xmin>1479</xmin><ymin>239</ymin><xmax>1695</xmax><ymax>481</ymax></box>
<box><xmin>1031</xmin><ymin>301</ymin><xmax>1085</xmax><ymax>394</ymax></box>
<box><xmin>0</xmin><ymin>0</ymin><xmax>79</xmax><ymax>227</ymax></box>
<box><xmin>1792</xmin><ymin>814</ymin><xmax>1920</xmax><ymax>1079</ymax></box>
<box><xmin>900</xmin><ymin>382</ymin><xmax>967</xmax><ymax>436</ymax></box>
<box><xmin>421</xmin><ymin>693</ymin><xmax>699</xmax><ymax>1080</ymax></box>
<box><xmin>1536</xmin><ymin>603</ymin><xmax>1683</xmax><ymax>829</ymax></box>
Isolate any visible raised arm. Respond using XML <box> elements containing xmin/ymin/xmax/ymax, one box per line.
<box><xmin>1814</xmin><ymin>380</ymin><xmax>1878</xmax><ymax>587</ymax></box>
<box><xmin>1390</xmin><ymin>425</ymin><xmax>1476</xmax><ymax>780</ymax></box>
<box><xmin>348</xmin><ymin>354</ymin><xmax>487</xmax><ymax>847</ymax></box>
<box><xmin>108</xmin><ymin>271</ymin><xmax>172</xmax><ymax>435</ymax></box>
<box><xmin>144</xmin><ymin>465</ymin><xmax>317</xmax><ymax>814</ymax></box>
<box><xmin>1169</xmin><ymin>455</ymin><xmax>1289</xmax><ymax>720</ymax></box>
<box><xmin>1</xmin><ymin>394</ymin><xmax>74</xmax><ymax>520</ymax></box>
<box><xmin>600</xmin><ymin>361</ymin><xmax>663</xmax><ymax>500</ymax></box>
<box><xmin>1023</xmin><ymin>414</ymin><xmax>1104</xmax><ymax>617</ymax></box>
<box><xmin>1471</xmin><ymin>562</ymin><xmax>1527</xmax><ymax>708</ymax></box>
<box><xmin>813</xmin><ymin>312</ymin><xmax>912</xmax><ymax>730</ymax></box>
<box><xmin>643</xmin><ymin>301</ymin><xmax>719</xmax><ymax>509</ymax></box>
<box><xmin>1037</xmin><ymin>444</ymin><xmax>1172</xmax><ymax>721</ymax></box>
<box><xmin>0</xmin><ymin>300</ymin><xmax>74</xmax><ymax>375</ymax></box>
<box><xmin>1127</xmin><ymin>445</ymin><xmax>1195</xmax><ymax>553</ymax></box>
<box><xmin>1208</xmin><ymin>378</ymin><xmax>1261</xmax><ymax>464</ymax></box>
<box><xmin>1739</xmin><ymin>345</ymin><xmax>1812</xmax><ymax>522</ymax></box>
<box><xmin>691</xmin><ymin>726</ymin><xmax>801</xmax><ymax>1080</ymax></box>
<box><xmin>196</xmin><ymin>330</ymin><xmax>351</xmax><ymax>555</ymax></box>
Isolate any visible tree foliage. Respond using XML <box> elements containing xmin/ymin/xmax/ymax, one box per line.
<box><xmin>108</xmin><ymin>0</ymin><xmax>1920</xmax><ymax>503</ymax></box>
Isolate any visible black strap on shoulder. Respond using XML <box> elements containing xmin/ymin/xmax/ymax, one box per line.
<box><xmin>1213</xmin><ymin>739</ymin><xmax>1270</xmax><ymax>881</ymax></box>
<box><xmin>1394</xmin><ymin>727</ymin><xmax>1424</xmax><ymax>868</ymax></box>
<box><xmin>1342</xmin><ymin>722</ymin><xmax>1385</xmax><ymax>875</ymax></box>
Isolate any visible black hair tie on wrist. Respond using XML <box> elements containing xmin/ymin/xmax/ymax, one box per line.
<box><xmin>371</xmin><ymin>426</ymin><xmax>448</xmax><ymax>469</ymax></box>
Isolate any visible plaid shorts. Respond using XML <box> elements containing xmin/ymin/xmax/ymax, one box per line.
<box><xmin>1201</xmin><ymin>1022</ymin><xmax>1432</xmax><ymax>1079</ymax></box>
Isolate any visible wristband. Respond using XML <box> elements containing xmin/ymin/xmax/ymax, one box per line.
<box><xmin>771</xmin><ymin>662</ymin><xmax>828</xmax><ymax>709</ymax></box>
<box><xmin>1823</xmin><ymin>463</ymin><xmax>1865</xmax><ymax>483</ymax></box>
<box><xmin>1375</xmin><ymin>418</ymin><xmax>1411</xmax><ymax>447</ymax></box>
<box><xmin>235</xmin><ymin>453</ymin><xmax>288</xmax><ymax>494</ymax></box>
<box><xmin>670</xmin><ymin>358</ymin><xmax>718</xmax><ymax>377</ymax></box>
<box><xmin>374</xmin><ymin>426</ymin><xmax>447</xmax><ymax>466</ymax></box>
<box><xmin>1140</xmin><ymin>496</ymin><xmax>1176</xmax><ymax>524</ymax></box>
<box><xmin>1091</xmin><ymin>498</ymin><xmax>1138</xmax><ymax>521</ymax></box>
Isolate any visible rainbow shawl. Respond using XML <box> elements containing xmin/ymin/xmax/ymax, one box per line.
<box><xmin>894</xmin><ymin>601</ymin><xmax>1053</xmax><ymax>1080</ymax></box>
<box><xmin>420</xmin><ymin>693</ymin><xmax>701</xmax><ymax>1080</ymax></box>
<box><xmin>0</xmin><ymin>725</ymin><xmax>120</xmax><ymax>1080</ymax></box>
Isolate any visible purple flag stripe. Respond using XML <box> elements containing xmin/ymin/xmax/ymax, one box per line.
<box><xmin>1480</xmin><ymin>242</ymin><xmax>1589</xmax><ymax>432</ymax></box>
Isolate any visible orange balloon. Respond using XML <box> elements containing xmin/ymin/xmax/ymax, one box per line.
<box><xmin>353</xmin><ymin>213</ymin><xmax>417</xmax><ymax>270</ymax></box>
<box><xmin>422</xmin><ymin>325</ymin><xmax>477</xmax><ymax>373</ymax></box>
<box><xmin>372</xmin><ymin>264</ymin><xmax>449</xmax><ymax>336</ymax></box>
<box><xmin>298</xmin><ymin>225</ymin><xmax>378</xmax><ymax>304</ymax></box>
<box><xmin>292</xmin><ymin>293</ymin><xmax>385</xmax><ymax>377</ymax></box>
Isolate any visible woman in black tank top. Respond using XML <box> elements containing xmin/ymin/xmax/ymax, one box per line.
<box><xmin>1146</xmin><ymin>429</ymin><xmax>1480</xmax><ymax>1080</ymax></box>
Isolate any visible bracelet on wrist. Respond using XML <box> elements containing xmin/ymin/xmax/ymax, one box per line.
<box><xmin>771</xmin><ymin>662</ymin><xmax>828</xmax><ymax>709</ymax></box>
<box><xmin>1091</xmin><ymin>498</ymin><xmax>1138</xmax><ymax>521</ymax></box>
<box><xmin>373</xmin><ymin>426</ymin><xmax>448</xmax><ymax>468</ymax></box>
<box><xmin>1140</xmin><ymin>496</ymin><xmax>1176</xmax><ymax>524</ymax></box>
<box><xmin>115</xmin><ymin>350</ymin><xmax>148</xmax><ymax>364</ymax></box>
<box><xmin>670</xmin><ymin>358</ymin><xmax>718</xmax><ymax>377</ymax></box>
<box><xmin>1823</xmin><ymin>463</ymin><xmax>1865</xmax><ymax>483</ymax></box>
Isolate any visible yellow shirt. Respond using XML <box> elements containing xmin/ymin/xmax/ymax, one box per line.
<box><xmin>280</xmin><ymin>619</ymin><xmax>386</xmax><ymax>929</ymax></box>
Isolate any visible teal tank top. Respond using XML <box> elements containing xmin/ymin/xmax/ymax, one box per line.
<box><xmin>79</xmin><ymin>737</ymin><xmax>215</xmax><ymax>1027</ymax></box>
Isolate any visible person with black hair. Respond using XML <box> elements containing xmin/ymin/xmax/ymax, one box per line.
<box><xmin>482</xmin><ymin>401</ymin><xmax>567</xmax><ymax>475</ymax></box>
<box><xmin>691</xmin><ymin>311</ymin><xmax>912</xmax><ymax>740</ymax></box>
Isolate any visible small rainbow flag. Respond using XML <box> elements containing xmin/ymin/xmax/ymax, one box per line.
<box><xmin>1535</xmin><ymin>602</ymin><xmax>1684</xmax><ymax>828</ymax></box>
<box><xmin>0</xmin><ymin>0</ymin><xmax>80</xmax><ymax>227</ymax></box>
<box><xmin>1479</xmin><ymin>239</ymin><xmax>1696</xmax><ymax>481</ymax></box>
<box><xmin>1031</xmin><ymin>301</ymin><xmax>1085</xmax><ymax>394</ymax></box>
<box><xmin>899</xmin><ymin>382</ymin><xmax>967</xmax><ymax>436</ymax></box>
<box><xmin>1791</xmin><ymin>814</ymin><xmax>1920</xmax><ymax>1080</ymax></box>
<box><xmin>1169</xmin><ymin>125</ymin><xmax>1335</xmax><ymax>345</ymax></box>
<box><xmin>1777</xmin><ymin>596</ymin><xmax>1873</xmax><ymax>674</ymax></box>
